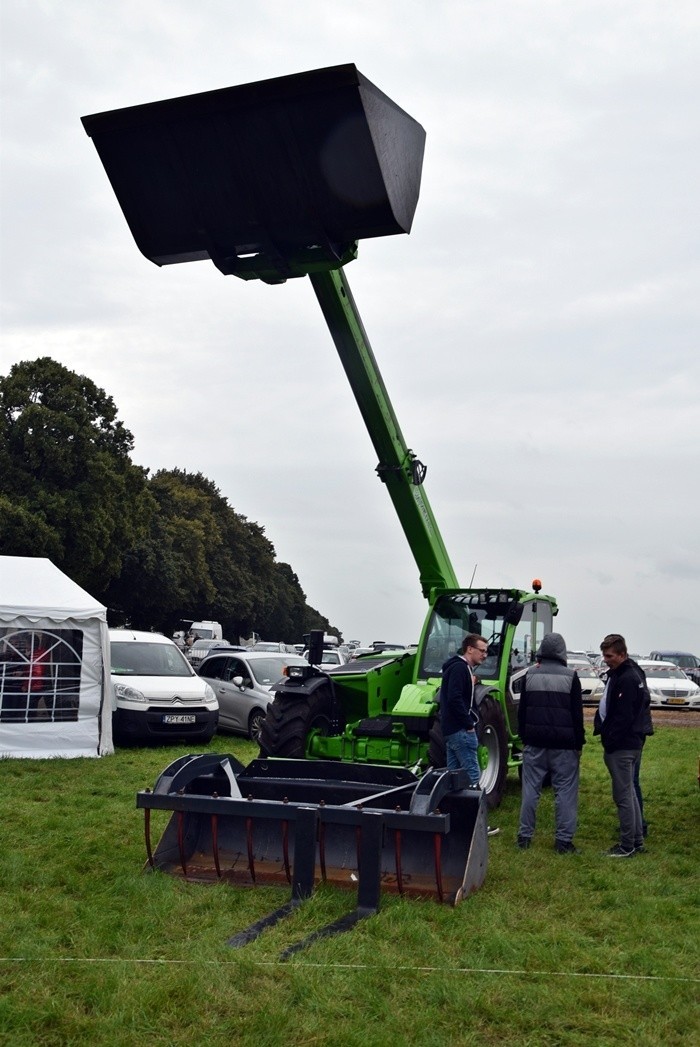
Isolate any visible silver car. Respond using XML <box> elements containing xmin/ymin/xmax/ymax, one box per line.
<box><xmin>197</xmin><ymin>650</ymin><xmax>308</xmax><ymax>741</ymax></box>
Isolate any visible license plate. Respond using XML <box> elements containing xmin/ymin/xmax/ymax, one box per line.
<box><xmin>665</xmin><ymin>698</ymin><xmax>686</xmax><ymax>706</ymax></box>
<box><xmin>162</xmin><ymin>714</ymin><xmax>197</xmax><ymax>724</ymax></box>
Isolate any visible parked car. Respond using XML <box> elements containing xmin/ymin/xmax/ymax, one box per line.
<box><xmin>198</xmin><ymin>649</ymin><xmax>308</xmax><ymax>741</ymax></box>
<box><xmin>637</xmin><ymin>659</ymin><xmax>700</xmax><ymax>709</ymax></box>
<box><xmin>302</xmin><ymin>647</ymin><xmax>349</xmax><ymax>670</ymax></box>
<box><xmin>187</xmin><ymin>638</ymin><xmax>240</xmax><ymax>667</ymax></box>
<box><xmin>251</xmin><ymin>641</ymin><xmax>296</xmax><ymax>653</ymax></box>
<box><xmin>568</xmin><ymin>658</ymin><xmax>605</xmax><ymax>703</ymax></box>
<box><xmin>648</xmin><ymin>650</ymin><xmax>700</xmax><ymax>686</ymax></box>
<box><xmin>109</xmin><ymin>628</ymin><xmax>218</xmax><ymax>744</ymax></box>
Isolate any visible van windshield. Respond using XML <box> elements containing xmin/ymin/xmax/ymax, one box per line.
<box><xmin>111</xmin><ymin>642</ymin><xmax>193</xmax><ymax>677</ymax></box>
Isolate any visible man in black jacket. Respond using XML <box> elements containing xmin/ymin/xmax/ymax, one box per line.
<box><xmin>517</xmin><ymin>633</ymin><xmax>585</xmax><ymax>853</ymax></box>
<box><xmin>594</xmin><ymin>633</ymin><xmax>650</xmax><ymax>857</ymax></box>
<box><xmin>440</xmin><ymin>633</ymin><xmax>488</xmax><ymax>786</ymax></box>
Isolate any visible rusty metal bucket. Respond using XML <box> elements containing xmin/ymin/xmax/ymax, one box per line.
<box><xmin>137</xmin><ymin>754</ymin><xmax>488</xmax><ymax>952</ymax></box>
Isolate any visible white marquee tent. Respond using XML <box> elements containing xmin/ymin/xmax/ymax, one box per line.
<box><xmin>0</xmin><ymin>556</ymin><xmax>113</xmax><ymax>758</ymax></box>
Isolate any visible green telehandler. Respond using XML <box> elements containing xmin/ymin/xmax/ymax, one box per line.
<box><xmin>83</xmin><ymin>65</ymin><xmax>558</xmax><ymax>943</ymax></box>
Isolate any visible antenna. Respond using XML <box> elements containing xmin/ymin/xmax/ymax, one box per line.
<box><xmin>469</xmin><ymin>564</ymin><xmax>478</xmax><ymax>586</ymax></box>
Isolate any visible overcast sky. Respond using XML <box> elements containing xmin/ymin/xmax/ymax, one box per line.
<box><xmin>1</xmin><ymin>1</ymin><xmax>698</xmax><ymax>654</ymax></box>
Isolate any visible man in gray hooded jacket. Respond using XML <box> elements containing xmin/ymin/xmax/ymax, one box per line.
<box><xmin>516</xmin><ymin>633</ymin><xmax>585</xmax><ymax>853</ymax></box>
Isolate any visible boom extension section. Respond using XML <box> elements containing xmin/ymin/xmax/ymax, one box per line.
<box><xmin>310</xmin><ymin>267</ymin><xmax>458</xmax><ymax>596</ymax></box>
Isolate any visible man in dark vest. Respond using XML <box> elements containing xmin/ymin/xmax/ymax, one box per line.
<box><xmin>516</xmin><ymin>632</ymin><xmax>585</xmax><ymax>853</ymax></box>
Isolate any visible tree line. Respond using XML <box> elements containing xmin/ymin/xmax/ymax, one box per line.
<box><xmin>0</xmin><ymin>357</ymin><xmax>339</xmax><ymax>643</ymax></box>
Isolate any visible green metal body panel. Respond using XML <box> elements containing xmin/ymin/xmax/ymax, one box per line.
<box><xmin>303</xmin><ymin>586</ymin><xmax>558</xmax><ymax>772</ymax></box>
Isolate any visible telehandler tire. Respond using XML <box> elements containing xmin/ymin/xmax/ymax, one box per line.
<box><xmin>427</xmin><ymin>695</ymin><xmax>508</xmax><ymax>809</ymax></box>
<box><xmin>259</xmin><ymin>686</ymin><xmax>335</xmax><ymax>758</ymax></box>
<box><xmin>476</xmin><ymin>695</ymin><xmax>508</xmax><ymax>807</ymax></box>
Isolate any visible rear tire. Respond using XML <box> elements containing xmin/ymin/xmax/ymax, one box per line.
<box><xmin>428</xmin><ymin>695</ymin><xmax>508</xmax><ymax>809</ymax></box>
<box><xmin>259</xmin><ymin>686</ymin><xmax>336</xmax><ymax>757</ymax></box>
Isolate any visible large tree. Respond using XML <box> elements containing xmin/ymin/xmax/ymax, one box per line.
<box><xmin>0</xmin><ymin>357</ymin><xmax>154</xmax><ymax>596</ymax></box>
<box><xmin>106</xmin><ymin>468</ymin><xmax>337</xmax><ymax>642</ymax></box>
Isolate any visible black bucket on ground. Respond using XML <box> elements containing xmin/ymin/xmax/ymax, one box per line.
<box><xmin>138</xmin><ymin>755</ymin><xmax>488</xmax><ymax>906</ymax></box>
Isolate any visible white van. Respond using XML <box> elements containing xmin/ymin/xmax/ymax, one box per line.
<box><xmin>109</xmin><ymin>629</ymin><xmax>218</xmax><ymax>744</ymax></box>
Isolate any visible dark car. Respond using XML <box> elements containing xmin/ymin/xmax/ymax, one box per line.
<box><xmin>648</xmin><ymin>650</ymin><xmax>700</xmax><ymax>686</ymax></box>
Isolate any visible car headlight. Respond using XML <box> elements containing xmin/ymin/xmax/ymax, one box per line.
<box><xmin>204</xmin><ymin>683</ymin><xmax>216</xmax><ymax>702</ymax></box>
<box><xmin>114</xmin><ymin>683</ymin><xmax>148</xmax><ymax>703</ymax></box>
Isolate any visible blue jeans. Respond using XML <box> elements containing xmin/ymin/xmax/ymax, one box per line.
<box><xmin>518</xmin><ymin>747</ymin><xmax>581</xmax><ymax>845</ymax></box>
<box><xmin>445</xmin><ymin>728</ymin><xmax>480</xmax><ymax>786</ymax></box>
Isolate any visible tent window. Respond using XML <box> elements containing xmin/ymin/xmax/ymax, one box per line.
<box><xmin>0</xmin><ymin>629</ymin><xmax>84</xmax><ymax>723</ymax></box>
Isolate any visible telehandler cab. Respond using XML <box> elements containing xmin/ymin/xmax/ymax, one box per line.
<box><xmin>83</xmin><ymin>65</ymin><xmax>558</xmax><ymax>941</ymax></box>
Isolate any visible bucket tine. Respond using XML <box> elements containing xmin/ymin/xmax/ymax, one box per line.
<box><xmin>281</xmin><ymin>810</ymin><xmax>384</xmax><ymax>959</ymax></box>
<box><xmin>433</xmin><ymin>833</ymin><xmax>444</xmax><ymax>904</ymax></box>
<box><xmin>393</xmin><ymin>827</ymin><xmax>404</xmax><ymax>895</ymax></box>
<box><xmin>319</xmin><ymin>821</ymin><xmax>327</xmax><ymax>882</ymax></box>
<box><xmin>211</xmin><ymin>815</ymin><xmax>222</xmax><ymax>879</ymax></box>
<box><xmin>228</xmin><ymin>805</ymin><xmax>318</xmax><ymax>948</ymax></box>
<box><xmin>245</xmin><ymin>817</ymin><xmax>256</xmax><ymax>883</ymax></box>
<box><xmin>281</xmin><ymin>820</ymin><xmax>291</xmax><ymax>884</ymax></box>
<box><xmin>144</xmin><ymin>807</ymin><xmax>154</xmax><ymax>869</ymax></box>
<box><xmin>176</xmin><ymin>811</ymin><xmax>188</xmax><ymax>878</ymax></box>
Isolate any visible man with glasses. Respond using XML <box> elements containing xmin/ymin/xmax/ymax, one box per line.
<box><xmin>440</xmin><ymin>633</ymin><xmax>489</xmax><ymax>789</ymax></box>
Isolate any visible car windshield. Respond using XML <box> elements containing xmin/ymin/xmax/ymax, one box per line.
<box><xmin>248</xmin><ymin>656</ymin><xmax>307</xmax><ymax>686</ymax></box>
<box><xmin>572</xmin><ymin>665</ymin><xmax>596</xmax><ymax>678</ymax></box>
<box><xmin>111</xmin><ymin>642</ymin><xmax>192</xmax><ymax>677</ymax></box>
<box><xmin>672</xmin><ymin>655</ymin><xmax>697</xmax><ymax>669</ymax></box>
<box><xmin>644</xmin><ymin>665</ymin><xmax>687</xmax><ymax>680</ymax></box>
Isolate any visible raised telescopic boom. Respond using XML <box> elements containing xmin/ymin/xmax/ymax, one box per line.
<box><xmin>310</xmin><ymin>267</ymin><xmax>458</xmax><ymax>596</ymax></box>
<box><xmin>82</xmin><ymin>63</ymin><xmax>458</xmax><ymax>599</ymax></box>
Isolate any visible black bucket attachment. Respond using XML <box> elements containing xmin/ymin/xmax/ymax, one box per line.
<box><xmin>137</xmin><ymin>755</ymin><xmax>488</xmax><ymax>952</ymax></box>
<box><xmin>82</xmin><ymin>64</ymin><xmax>426</xmax><ymax>282</ymax></box>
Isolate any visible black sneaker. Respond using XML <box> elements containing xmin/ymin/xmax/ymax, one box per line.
<box><xmin>634</xmin><ymin>843</ymin><xmax>646</xmax><ymax>854</ymax></box>
<box><xmin>555</xmin><ymin>841</ymin><xmax>580</xmax><ymax>854</ymax></box>
<box><xmin>516</xmin><ymin>836</ymin><xmax>531</xmax><ymax>849</ymax></box>
<box><xmin>604</xmin><ymin>844</ymin><xmax>636</xmax><ymax>858</ymax></box>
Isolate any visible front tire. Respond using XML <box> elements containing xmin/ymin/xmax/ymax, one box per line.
<box><xmin>259</xmin><ymin>686</ymin><xmax>336</xmax><ymax>757</ymax></box>
<box><xmin>248</xmin><ymin>708</ymin><xmax>267</xmax><ymax>744</ymax></box>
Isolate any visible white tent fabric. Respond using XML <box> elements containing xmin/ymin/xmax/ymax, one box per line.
<box><xmin>0</xmin><ymin>556</ymin><xmax>113</xmax><ymax>758</ymax></box>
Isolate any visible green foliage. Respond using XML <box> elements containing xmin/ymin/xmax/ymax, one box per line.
<box><xmin>0</xmin><ymin>357</ymin><xmax>154</xmax><ymax>595</ymax></box>
<box><xmin>0</xmin><ymin>359</ymin><xmax>339</xmax><ymax>641</ymax></box>
<box><xmin>0</xmin><ymin>725</ymin><xmax>698</xmax><ymax>1046</ymax></box>
<box><xmin>104</xmin><ymin>466</ymin><xmax>336</xmax><ymax>640</ymax></box>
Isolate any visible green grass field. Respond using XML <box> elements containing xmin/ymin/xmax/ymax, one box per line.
<box><xmin>1</xmin><ymin>723</ymin><xmax>698</xmax><ymax>1046</ymax></box>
